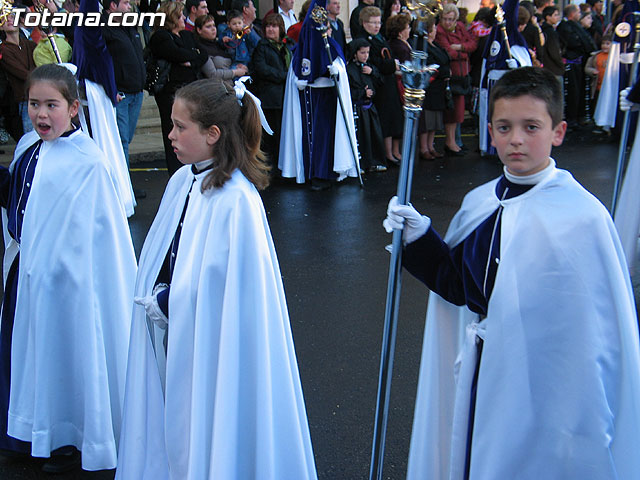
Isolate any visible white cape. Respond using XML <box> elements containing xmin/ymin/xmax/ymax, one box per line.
<box><xmin>3</xmin><ymin>130</ymin><xmax>137</xmax><ymax>470</ymax></box>
<box><xmin>279</xmin><ymin>57</ymin><xmax>360</xmax><ymax>183</ymax></box>
<box><xmin>594</xmin><ymin>42</ymin><xmax>621</xmax><ymax>128</ymax></box>
<box><xmin>80</xmin><ymin>80</ymin><xmax>136</xmax><ymax>217</ymax></box>
<box><xmin>116</xmin><ymin>167</ymin><xmax>317</xmax><ymax>479</ymax></box>
<box><xmin>407</xmin><ymin>166</ymin><xmax>640</xmax><ymax>480</ymax></box>
<box><xmin>614</xmin><ymin>118</ymin><xmax>640</xmax><ymax>274</ymax></box>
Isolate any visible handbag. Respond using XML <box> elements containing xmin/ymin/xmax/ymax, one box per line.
<box><xmin>449</xmin><ymin>74</ymin><xmax>471</xmax><ymax>96</ymax></box>
<box><xmin>143</xmin><ymin>46</ymin><xmax>171</xmax><ymax>96</ymax></box>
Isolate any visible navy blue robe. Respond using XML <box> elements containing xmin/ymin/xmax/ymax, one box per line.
<box><xmin>0</xmin><ymin>139</ymin><xmax>42</xmax><ymax>453</ymax></box>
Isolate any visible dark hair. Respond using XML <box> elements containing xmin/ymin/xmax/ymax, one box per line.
<box><xmin>489</xmin><ymin>67</ymin><xmax>563</xmax><ymax>126</ymax></box>
<box><xmin>194</xmin><ymin>13</ymin><xmax>215</xmax><ymax>31</ymax></box>
<box><xmin>563</xmin><ymin>4</ymin><xmax>578</xmax><ymax>18</ymax></box>
<box><xmin>263</xmin><ymin>12</ymin><xmax>285</xmax><ymax>39</ymax></box>
<box><xmin>156</xmin><ymin>0</ymin><xmax>184</xmax><ymax>31</ymax></box>
<box><xmin>230</xmin><ymin>0</ymin><xmax>250</xmax><ymax>13</ymax></box>
<box><xmin>382</xmin><ymin>0</ymin><xmax>406</xmax><ymax>23</ymax></box>
<box><xmin>533</xmin><ymin>0</ymin><xmax>547</xmax><ymax>9</ymax></box>
<box><xmin>174</xmin><ymin>79</ymin><xmax>270</xmax><ymax>190</ymax></box>
<box><xmin>601</xmin><ymin>33</ymin><xmax>613</xmax><ymax>43</ymax></box>
<box><xmin>101</xmin><ymin>0</ymin><xmax>119</xmax><ymax>12</ymax></box>
<box><xmin>227</xmin><ymin>9</ymin><xmax>243</xmax><ymax>22</ymax></box>
<box><xmin>185</xmin><ymin>0</ymin><xmax>200</xmax><ymax>14</ymax></box>
<box><xmin>385</xmin><ymin>12</ymin><xmax>410</xmax><ymax>39</ymax></box>
<box><xmin>519</xmin><ymin>1</ymin><xmax>536</xmax><ymax>16</ymax></box>
<box><xmin>347</xmin><ymin>37</ymin><xmax>370</xmax><ymax>59</ymax></box>
<box><xmin>26</xmin><ymin>64</ymin><xmax>79</xmax><ymax>106</ymax></box>
<box><xmin>473</xmin><ymin>6</ymin><xmax>493</xmax><ymax>25</ymax></box>
<box><xmin>542</xmin><ymin>5</ymin><xmax>558</xmax><ymax>20</ymax></box>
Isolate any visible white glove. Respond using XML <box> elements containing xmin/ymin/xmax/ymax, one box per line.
<box><xmin>296</xmin><ymin>79</ymin><xmax>308</xmax><ymax>90</ymax></box>
<box><xmin>619</xmin><ymin>87</ymin><xmax>640</xmax><ymax>112</ymax></box>
<box><xmin>328</xmin><ymin>63</ymin><xmax>339</xmax><ymax>76</ymax></box>
<box><xmin>383</xmin><ymin>196</ymin><xmax>431</xmax><ymax>245</ymax></box>
<box><xmin>506</xmin><ymin>58</ymin><xmax>518</xmax><ymax>70</ymax></box>
<box><xmin>134</xmin><ymin>283</ymin><xmax>169</xmax><ymax>329</ymax></box>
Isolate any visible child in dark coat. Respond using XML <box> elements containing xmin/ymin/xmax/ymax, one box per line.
<box><xmin>346</xmin><ymin>38</ymin><xmax>387</xmax><ymax>173</ymax></box>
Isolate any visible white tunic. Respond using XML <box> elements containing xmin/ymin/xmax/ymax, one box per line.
<box><xmin>4</xmin><ymin>129</ymin><xmax>137</xmax><ymax>470</ymax></box>
<box><xmin>407</xmin><ymin>166</ymin><xmax>640</xmax><ymax>480</ymax></box>
<box><xmin>116</xmin><ymin>167</ymin><xmax>317</xmax><ymax>479</ymax></box>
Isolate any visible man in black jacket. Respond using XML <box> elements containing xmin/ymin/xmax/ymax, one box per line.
<box><xmin>327</xmin><ymin>0</ymin><xmax>346</xmax><ymax>53</ymax></box>
<box><xmin>102</xmin><ymin>0</ymin><xmax>146</xmax><ymax>170</ymax></box>
<box><xmin>557</xmin><ymin>3</ymin><xmax>596</xmax><ymax>128</ymax></box>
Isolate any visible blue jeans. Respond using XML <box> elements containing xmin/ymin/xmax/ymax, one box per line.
<box><xmin>115</xmin><ymin>91</ymin><xmax>144</xmax><ymax>164</ymax></box>
<box><xmin>19</xmin><ymin>101</ymin><xmax>33</xmax><ymax>135</ymax></box>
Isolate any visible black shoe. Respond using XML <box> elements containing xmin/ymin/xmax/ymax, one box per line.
<box><xmin>444</xmin><ymin>146</ymin><xmax>465</xmax><ymax>157</ymax></box>
<box><xmin>386</xmin><ymin>157</ymin><xmax>400</xmax><ymax>167</ymax></box>
<box><xmin>310</xmin><ymin>178</ymin><xmax>332</xmax><ymax>191</ymax></box>
<box><xmin>41</xmin><ymin>447</ymin><xmax>81</xmax><ymax>474</ymax></box>
<box><xmin>458</xmin><ymin>144</ymin><xmax>469</xmax><ymax>152</ymax></box>
<box><xmin>134</xmin><ymin>188</ymin><xmax>147</xmax><ymax>199</ymax></box>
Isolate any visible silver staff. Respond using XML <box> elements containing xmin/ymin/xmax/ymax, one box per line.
<box><xmin>368</xmin><ymin>2</ymin><xmax>439</xmax><ymax>478</ymax></box>
<box><xmin>310</xmin><ymin>5</ymin><xmax>363</xmax><ymax>187</ymax></box>
<box><xmin>612</xmin><ymin>16</ymin><xmax>640</xmax><ymax>214</ymax></box>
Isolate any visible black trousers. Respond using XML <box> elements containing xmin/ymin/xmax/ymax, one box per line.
<box><xmin>154</xmin><ymin>91</ymin><xmax>182</xmax><ymax>176</ymax></box>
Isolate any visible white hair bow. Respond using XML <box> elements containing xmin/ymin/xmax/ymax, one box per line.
<box><xmin>234</xmin><ymin>76</ymin><xmax>274</xmax><ymax>135</ymax></box>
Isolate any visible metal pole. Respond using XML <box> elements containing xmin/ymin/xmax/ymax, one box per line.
<box><xmin>369</xmin><ymin>49</ymin><xmax>431</xmax><ymax>480</ymax></box>
<box><xmin>612</xmin><ymin>21</ymin><xmax>640</xmax><ymax>214</ymax></box>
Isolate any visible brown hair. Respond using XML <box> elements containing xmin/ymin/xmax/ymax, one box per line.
<box><xmin>489</xmin><ymin>66</ymin><xmax>563</xmax><ymax>126</ymax></box>
<box><xmin>194</xmin><ymin>13</ymin><xmax>215</xmax><ymax>31</ymax></box>
<box><xmin>174</xmin><ymin>79</ymin><xmax>270</xmax><ymax>190</ymax></box>
<box><xmin>385</xmin><ymin>12</ymin><xmax>411</xmax><ymax>39</ymax></box>
<box><xmin>263</xmin><ymin>12</ymin><xmax>286</xmax><ymax>39</ymax></box>
<box><xmin>360</xmin><ymin>6</ymin><xmax>382</xmax><ymax>25</ymax></box>
<box><xmin>26</xmin><ymin>63</ymin><xmax>79</xmax><ymax>106</ymax></box>
<box><xmin>156</xmin><ymin>0</ymin><xmax>184</xmax><ymax>31</ymax></box>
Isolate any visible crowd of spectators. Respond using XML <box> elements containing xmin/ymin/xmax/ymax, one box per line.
<box><xmin>0</xmin><ymin>0</ymin><xmax>632</xmax><ymax>179</ymax></box>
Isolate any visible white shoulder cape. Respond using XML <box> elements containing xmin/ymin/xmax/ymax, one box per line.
<box><xmin>116</xmin><ymin>167</ymin><xmax>317</xmax><ymax>479</ymax></box>
<box><xmin>4</xmin><ymin>129</ymin><xmax>137</xmax><ymax>470</ymax></box>
<box><xmin>278</xmin><ymin>58</ymin><xmax>360</xmax><ymax>183</ymax></box>
<box><xmin>80</xmin><ymin>80</ymin><xmax>136</xmax><ymax>217</ymax></box>
<box><xmin>407</xmin><ymin>166</ymin><xmax>640</xmax><ymax>480</ymax></box>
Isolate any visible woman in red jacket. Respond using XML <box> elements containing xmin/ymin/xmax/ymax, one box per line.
<box><xmin>435</xmin><ymin>4</ymin><xmax>477</xmax><ymax>156</ymax></box>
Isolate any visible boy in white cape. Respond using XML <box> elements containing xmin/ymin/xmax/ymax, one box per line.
<box><xmin>384</xmin><ymin>67</ymin><xmax>640</xmax><ymax>480</ymax></box>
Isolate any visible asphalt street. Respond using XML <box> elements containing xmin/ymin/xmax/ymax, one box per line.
<box><xmin>1</xmin><ymin>126</ymin><xmax>638</xmax><ymax>479</ymax></box>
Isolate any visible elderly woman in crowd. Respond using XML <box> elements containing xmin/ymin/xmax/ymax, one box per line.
<box><xmin>357</xmin><ymin>6</ymin><xmax>403</xmax><ymax>165</ymax></box>
<box><xmin>418</xmin><ymin>16</ymin><xmax>450</xmax><ymax>160</ymax></box>
<box><xmin>149</xmin><ymin>0</ymin><xmax>208</xmax><ymax>175</ymax></box>
<box><xmin>195</xmin><ymin>14</ymin><xmax>248</xmax><ymax>79</ymax></box>
<box><xmin>250</xmin><ymin>13</ymin><xmax>292</xmax><ymax>166</ymax></box>
<box><xmin>436</xmin><ymin>3</ymin><xmax>476</xmax><ymax>156</ymax></box>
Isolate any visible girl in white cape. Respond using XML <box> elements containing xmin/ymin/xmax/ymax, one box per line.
<box><xmin>0</xmin><ymin>64</ymin><xmax>137</xmax><ymax>473</ymax></box>
<box><xmin>116</xmin><ymin>79</ymin><xmax>317</xmax><ymax>479</ymax></box>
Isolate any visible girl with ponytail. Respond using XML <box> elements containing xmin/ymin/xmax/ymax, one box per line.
<box><xmin>116</xmin><ymin>79</ymin><xmax>317</xmax><ymax>480</ymax></box>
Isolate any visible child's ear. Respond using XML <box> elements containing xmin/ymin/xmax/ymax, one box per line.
<box><xmin>206</xmin><ymin>125</ymin><xmax>221</xmax><ymax>146</ymax></box>
<box><xmin>552</xmin><ymin>120</ymin><xmax>567</xmax><ymax>147</ymax></box>
<box><xmin>69</xmin><ymin>99</ymin><xmax>80</xmax><ymax>119</ymax></box>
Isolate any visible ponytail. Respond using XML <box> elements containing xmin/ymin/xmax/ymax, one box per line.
<box><xmin>174</xmin><ymin>79</ymin><xmax>271</xmax><ymax>191</ymax></box>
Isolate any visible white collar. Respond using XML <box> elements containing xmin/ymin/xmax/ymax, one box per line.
<box><xmin>503</xmin><ymin>158</ymin><xmax>556</xmax><ymax>185</ymax></box>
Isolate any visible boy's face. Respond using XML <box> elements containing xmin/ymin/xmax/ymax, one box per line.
<box><xmin>229</xmin><ymin>17</ymin><xmax>244</xmax><ymax>33</ymax></box>
<box><xmin>356</xmin><ymin>46</ymin><xmax>370</xmax><ymax>64</ymax></box>
<box><xmin>601</xmin><ymin>40</ymin><xmax>611</xmax><ymax>53</ymax></box>
<box><xmin>489</xmin><ymin>95</ymin><xmax>566</xmax><ymax>177</ymax></box>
